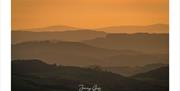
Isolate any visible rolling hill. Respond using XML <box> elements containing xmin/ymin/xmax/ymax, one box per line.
<box><xmin>12</xmin><ymin>41</ymin><xmax>168</xmax><ymax>67</ymax></box>
<box><xmin>83</xmin><ymin>33</ymin><xmax>169</xmax><ymax>54</ymax></box>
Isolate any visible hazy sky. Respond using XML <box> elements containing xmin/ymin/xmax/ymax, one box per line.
<box><xmin>12</xmin><ymin>0</ymin><xmax>169</xmax><ymax>30</ymax></box>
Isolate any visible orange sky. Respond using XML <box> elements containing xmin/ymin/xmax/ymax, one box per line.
<box><xmin>12</xmin><ymin>0</ymin><xmax>169</xmax><ymax>30</ymax></box>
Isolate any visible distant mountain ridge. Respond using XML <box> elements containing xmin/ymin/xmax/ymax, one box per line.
<box><xmin>12</xmin><ymin>30</ymin><xmax>106</xmax><ymax>44</ymax></box>
<box><xmin>12</xmin><ymin>24</ymin><xmax>168</xmax><ymax>44</ymax></box>
<box><xmin>13</xmin><ymin>24</ymin><xmax>168</xmax><ymax>33</ymax></box>
<box><xmin>14</xmin><ymin>25</ymin><xmax>81</xmax><ymax>32</ymax></box>
<box><xmin>96</xmin><ymin>24</ymin><xmax>169</xmax><ymax>33</ymax></box>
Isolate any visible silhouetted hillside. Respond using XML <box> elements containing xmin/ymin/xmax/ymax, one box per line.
<box><xmin>12</xmin><ymin>60</ymin><xmax>169</xmax><ymax>91</ymax></box>
<box><xmin>132</xmin><ymin>66</ymin><xmax>169</xmax><ymax>87</ymax></box>
<box><xmin>84</xmin><ymin>33</ymin><xmax>168</xmax><ymax>54</ymax></box>
<box><xmin>12</xmin><ymin>59</ymin><xmax>59</xmax><ymax>74</ymax></box>
<box><xmin>12</xmin><ymin>30</ymin><xmax>106</xmax><ymax>44</ymax></box>
<box><xmin>12</xmin><ymin>41</ymin><xmax>168</xmax><ymax>67</ymax></box>
<box><xmin>133</xmin><ymin>66</ymin><xmax>169</xmax><ymax>80</ymax></box>
<box><xmin>103</xmin><ymin>63</ymin><xmax>168</xmax><ymax>76</ymax></box>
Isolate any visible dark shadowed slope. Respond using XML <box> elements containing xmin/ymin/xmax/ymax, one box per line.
<box><xmin>12</xmin><ymin>60</ymin><xmax>168</xmax><ymax>91</ymax></box>
<box><xmin>12</xmin><ymin>41</ymin><xmax>168</xmax><ymax>67</ymax></box>
<box><xmin>103</xmin><ymin>63</ymin><xmax>168</xmax><ymax>76</ymax></box>
<box><xmin>12</xmin><ymin>59</ymin><xmax>59</xmax><ymax>73</ymax></box>
<box><xmin>132</xmin><ymin>66</ymin><xmax>169</xmax><ymax>87</ymax></box>
<box><xmin>133</xmin><ymin>66</ymin><xmax>169</xmax><ymax>80</ymax></box>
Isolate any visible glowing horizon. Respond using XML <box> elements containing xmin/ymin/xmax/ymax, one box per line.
<box><xmin>12</xmin><ymin>0</ymin><xmax>169</xmax><ymax>31</ymax></box>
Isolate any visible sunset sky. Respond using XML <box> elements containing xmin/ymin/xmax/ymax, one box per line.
<box><xmin>12</xmin><ymin>0</ymin><xmax>169</xmax><ymax>30</ymax></box>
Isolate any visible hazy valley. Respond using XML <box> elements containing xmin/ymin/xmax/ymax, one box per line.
<box><xmin>12</xmin><ymin>24</ymin><xmax>169</xmax><ymax>91</ymax></box>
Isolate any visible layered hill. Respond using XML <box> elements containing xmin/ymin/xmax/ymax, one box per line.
<box><xmin>84</xmin><ymin>33</ymin><xmax>168</xmax><ymax>54</ymax></box>
<box><xmin>12</xmin><ymin>24</ymin><xmax>168</xmax><ymax>44</ymax></box>
<box><xmin>12</xmin><ymin>30</ymin><xmax>106</xmax><ymax>44</ymax></box>
<box><xmin>12</xmin><ymin>41</ymin><xmax>168</xmax><ymax>67</ymax></box>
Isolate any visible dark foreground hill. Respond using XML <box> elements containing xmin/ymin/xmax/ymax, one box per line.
<box><xmin>12</xmin><ymin>60</ymin><xmax>168</xmax><ymax>91</ymax></box>
<box><xmin>132</xmin><ymin>66</ymin><xmax>169</xmax><ymax>87</ymax></box>
<box><xmin>102</xmin><ymin>63</ymin><xmax>168</xmax><ymax>76</ymax></box>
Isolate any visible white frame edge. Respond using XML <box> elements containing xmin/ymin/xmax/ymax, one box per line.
<box><xmin>0</xmin><ymin>0</ymin><xmax>11</xmax><ymax>91</ymax></box>
<box><xmin>170</xmin><ymin>0</ymin><xmax>180</xmax><ymax>91</ymax></box>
